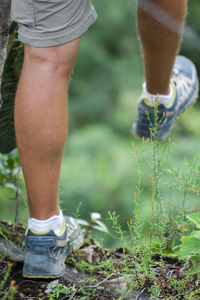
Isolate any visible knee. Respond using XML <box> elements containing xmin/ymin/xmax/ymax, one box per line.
<box><xmin>24</xmin><ymin>45</ymin><xmax>76</xmax><ymax>79</ymax></box>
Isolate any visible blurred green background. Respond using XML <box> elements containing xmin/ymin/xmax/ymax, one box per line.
<box><xmin>1</xmin><ymin>0</ymin><xmax>200</xmax><ymax>247</ymax></box>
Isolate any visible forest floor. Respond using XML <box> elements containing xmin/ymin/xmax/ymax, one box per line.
<box><xmin>0</xmin><ymin>221</ymin><xmax>200</xmax><ymax>300</ymax></box>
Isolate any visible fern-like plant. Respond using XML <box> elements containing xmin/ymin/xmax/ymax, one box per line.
<box><xmin>0</xmin><ymin>23</ymin><xmax>23</xmax><ymax>154</ymax></box>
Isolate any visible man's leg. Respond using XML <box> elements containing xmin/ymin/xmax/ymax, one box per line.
<box><xmin>11</xmin><ymin>0</ymin><xmax>97</xmax><ymax>278</ymax></box>
<box><xmin>133</xmin><ymin>0</ymin><xmax>198</xmax><ymax>140</ymax></box>
<box><xmin>14</xmin><ymin>39</ymin><xmax>80</xmax><ymax>220</ymax></box>
<box><xmin>138</xmin><ymin>0</ymin><xmax>187</xmax><ymax>95</ymax></box>
<box><xmin>15</xmin><ymin>40</ymin><xmax>85</xmax><ymax>278</ymax></box>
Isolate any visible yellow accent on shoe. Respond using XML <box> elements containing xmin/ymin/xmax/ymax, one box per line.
<box><xmin>57</xmin><ymin>218</ymin><xmax>66</xmax><ymax>237</ymax></box>
<box><xmin>143</xmin><ymin>92</ymin><xmax>161</xmax><ymax>107</ymax></box>
<box><xmin>165</xmin><ymin>80</ymin><xmax>176</xmax><ymax>108</ymax></box>
<box><xmin>26</xmin><ymin>217</ymin><xmax>66</xmax><ymax>236</ymax></box>
<box><xmin>23</xmin><ymin>273</ymin><xmax>64</xmax><ymax>279</ymax></box>
<box><xmin>29</xmin><ymin>228</ymin><xmax>51</xmax><ymax>235</ymax></box>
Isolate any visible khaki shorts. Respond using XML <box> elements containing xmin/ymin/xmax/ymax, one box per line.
<box><xmin>11</xmin><ymin>0</ymin><xmax>97</xmax><ymax>47</ymax></box>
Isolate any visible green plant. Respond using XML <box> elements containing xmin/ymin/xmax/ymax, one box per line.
<box><xmin>2</xmin><ymin>280</ymin><xmax>17</xmax><ymax>300</ymax></box>
<box><xmin>80</xmin><ymin>284</ymin><xmax>97</xmax><ymax>300</ymax></box>
<box><xmin>150</xmin><ymin>284</ymin><xmax>161</xmax><ymax>298</ymax></box>
<box><xmin>0</xmin><ymin>149</ymin><xmax>21</xmax><ymax>224</ymax></box>
<box><xmin>129</xmin><ymin>109</ymin><xmax>174</xmax><ymax>270</ymax></box>
<box><xmin>108</xmin><ymin>211</ymin><xmax>127</xmax><ymax>246</ymax></box>
<box><xmin>148</xmin><ymin>108</ymin><xmax>173</xmax><ymax>248</ymax></box>
<box><xmin>167</xmin><ymin>277</ymin><xmax>187</xmax><ymax>295</ymax></box>
<box><xmin>0</xmin><ymin>263</ymin><xmax>13</xmax><ymax>294</ymax></box>
<box><xmin>75</xmin><ymin>256</ymin><xmax>116</xmax><ymax>275</ymax></box>
<box><xmin>0</xmin><ymin>150</ymin><xmax>20</xmax><ymax>187</ymax></box>
<box><xmin>0</xmin><ymin>263</ymin><xmax>17</xmax><ymax>300</ymax></box>
<box><xmin>0</xmin><ymin>24</ymin><xmax>23</xmax><ymax>154</ymax></box>
<box><xmin>128</xmin><ymin>139</ymin><xmax>148</xmax><ymax>246</ymax></box>
<box><xmin>178</xmin><ymin>213</ymin><xmax>200</xmax><ymax>276</ymax></box>
<box><xmin>166</xmin><ymin>153</ymin><xmax>200</xmax><ymax>214</ymax></box>
<box><xmin>45</xmin><ymin>280</ymin><xmax>76</xmax><ymax>299</ymax></box>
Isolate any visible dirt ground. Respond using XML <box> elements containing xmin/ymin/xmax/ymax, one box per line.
<box><xmin>0</xmin><ymin>221</ymin><xmax>199</xmax><ymax>300</ymax></box>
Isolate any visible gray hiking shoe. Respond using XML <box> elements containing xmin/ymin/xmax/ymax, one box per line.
<box><xmin>132</xmin><ymin>56</ymin><xmax>199</xmax><ymax>140</ymax></box>
<box><xmin>23</xmin><ymin>216</ymin><xmax>83</xmax><ymax>278</ymax></box>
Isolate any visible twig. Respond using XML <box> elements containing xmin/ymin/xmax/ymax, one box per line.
<box><xmin>68</xmin><ymin>288</ymin><xmax>77</xmax><ymax>300</ymax></box>
<box><xmin>85</xmin><ymin>272</ymin><xmax>119</xmax><ymax>288</ymax></box>
<box><xmin>17</xmin><ymin>279</ymin><xmax>45</xmax><ymax>287</ymax></box>
<box><xmin>135</xmin><ymin>287</ymin><xmax>146</xmax><ymax>300</ymax></box>
<box><xmin>171</xmin><ymin>288</ymin><xmax>197</xmax><ymax>299</ymax></box>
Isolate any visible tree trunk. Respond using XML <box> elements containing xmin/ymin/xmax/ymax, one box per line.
<box><xmin>0</xmin><ymin>0</ymin><xmax>11</xmax><ymax>108</ymax></box>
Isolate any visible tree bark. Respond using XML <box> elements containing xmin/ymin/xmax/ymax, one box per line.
<box><xmin>0</xmin><ymin>0</ymin><xmax>11</xmax><ymax>108</ymax></box>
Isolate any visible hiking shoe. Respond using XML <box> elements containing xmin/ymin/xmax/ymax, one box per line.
<box><xmin>132</xmin><ymin>56</ymin><xmax>199</xmax><ymax>140</ymax></box>
<box><xmin>23</xmin><ymin>216</ymin><xmax>83</xmax><ymax>278</ymax></box>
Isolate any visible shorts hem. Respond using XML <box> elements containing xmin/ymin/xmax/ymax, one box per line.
<box><xmin>18</xmin><ymin>8</ymin><xmax>97</xmax><ymax>47</ymax></box>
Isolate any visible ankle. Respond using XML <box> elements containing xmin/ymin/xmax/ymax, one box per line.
<box><xmin>29</xmin><ymin>206</ymin><xmax>60</xmax><ymax>220</ymax></box>
<box><xmin>143</xmin><ymin>81</ymin><xmax>174</xmax><ymax>106</ymax></box>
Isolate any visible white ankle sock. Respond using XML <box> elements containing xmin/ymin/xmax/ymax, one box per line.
<box><xmin>143</xmin><ymin>82</ymin><xmax>174</xmax><ymax>106</ymax></box>
<box><xmin>28</xmin><ymin>210</ymin><xmax>64</xmax><ymax>235</ymax></box>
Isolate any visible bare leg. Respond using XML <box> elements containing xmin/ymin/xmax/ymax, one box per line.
<box><xmin>137</xmin><ymin>0</ymin><xmax>187</xmax><ymax>94</ymax></box>
<box><xmin>14</xmin><ymin>38</ymin><xmax>80</xmax><ymax>220</ymax></box>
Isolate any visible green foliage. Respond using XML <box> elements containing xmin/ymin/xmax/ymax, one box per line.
<box><xmin>104</xmin><ymin>109</ymin><xmax>200</xmax><ymax>295</ymax></box>
<box><xmin>0</xmin><ymin>150</ymin><xmax>20</xmax><ymax>188</ymax></box>
<box><xmin>108</xmin><ymin>211</ymin><xmax>127</xmax><ymax>249</ymax></box>
<box><xmin>166</xmin><ymin>153</ymin><xmax>200</xmax><ymax>200</ymax></box>
<box><xmin>0</xmin><ymin>149</ymin><xmax>22</xmax><ymax>225</ymax></box>
<box><xmin>178</xmin><ymin>213</ymin><xmax>200</xmax><ymax>276</ymax></box>
<box><xmin>182</xmin><ymin>0</ymin><xmax>200</xmax><ymax>71</ymax></box>
<box><xmin>1</xmin><ymin>280</ymin><xmax>17</xmax><ymax>300</ymax></box>
<box><xmin>167</xmin><ymin>278</ymin><xmax>188</xmax><ymax>296</ymax></box>
<box><xmin>149</xmin><ymin>285</ymin><xmax>161</xmax><ymax>298</ymax></box>
<box><xmin>0</xmin><ymin>1</ymin><xmax>199</xmax><ymax>298</ymax></box>
<box><xmin>45</xmin><ymin>280</ymin><xmax>75</xmax><ymax>300</ymax></box>
<box><xmin>1</xmin><ymin>0</ymin><xmax>200</xmax><ymax>231</ymax></box>
<box><xmin>69</xmin><ymin>0</ymin><xmax>141</xmax><ymax>133</ymax></box>
<box><xmin>60</xmin><ymin>124</ymin><xmax>139</xmax><ymax>239</ymax></box>
<box><xmin>0</xmin><ymin>263</ymin><xmax>17</xmax><ymax>300</ymax></box>
<box><xmin>0</xmin><ymin>263</ymin><xmax>12</xmax><ymax>293</ymax></box>
<box><xmin>187</xmin><ymin>213</ymin><xmax>200</xmax><ymax>229</ymax></box>
<box><xmin>0</xmin><ymin>24</ymin><xmax>22</xmax><ymax>154</ymax></box>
